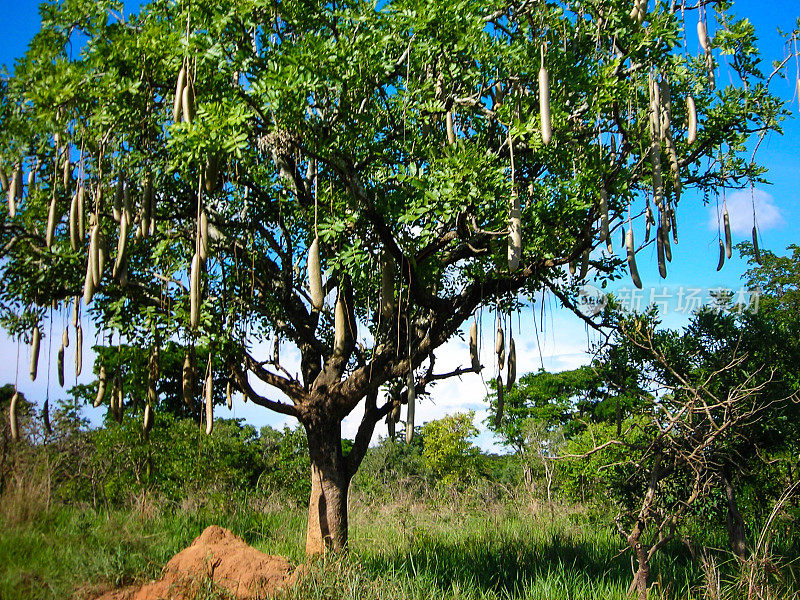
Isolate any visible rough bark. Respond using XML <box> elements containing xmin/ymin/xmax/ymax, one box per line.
<box><xmin>306</xmin><ymin>457</ymin><xmax>350</xmax><ymax>554</ymax></box>
<box><xmin>619</xmin><ymin>453</ymin><xmax>663</xmax><ymax>600</ymax></box>
<box><xmin>723</xmin><ymin>472</ymin><xmax>748</xmax><ymax>560</ymax></box>
<box><xmin>304</xmin><ymin>417</ymin><xmax>351</xmax><ymax>554</ymax></box>
<box><xmin>301</xmin><ymin>387</ymin><xmax>386</xmax><ymax>555</ymax></box>
<box><xmin>628</xmin><ymin>536</ymin><xmax>650</xmax><ymax>600</ymax></box>
<box><xmin>620</xmin><ymin>516</ymin><xmax>651</xmax><ymax>600</ymax></box>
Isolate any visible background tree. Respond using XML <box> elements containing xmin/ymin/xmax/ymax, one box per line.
<box><xmin>487</xmin><ymin>366</ymin><xmax>602</xmax><ymax>454</ymax></box>
<box><xmin>420</xmin><ymin>411</ymin><xmax>479</xmax><ymax>488</ymax></box>
<box><xmin>0</xmin><ymin>0</ymin><xmax>790</xmax><ymax>554</ymax></box>
<box><xmin>520</xmin><ymin>419</ymin><xmax>564</xmax><ymax>513</ymax></box>
<box><xmin>1</xmin><ymin>386</ymin><xmax>35</xmax><ymax>494</ymax></box>
<box><xmin>73</xmin><ymin>342</ymin><xmax>230</xmax><ymax>422</ymax></box>
<box><xmin>561</xmin><ymin>274</ymin><xmax>800</xmax><ymax>598</ymax></box>
<box><xmin>486</xmin><ymin>361</ymin><xmax>648</xmax><ymax>501</ymax></box>
<box><xmin>738</xmin><ymin>242</ymin><xmax>800</xmax><ymax>496</ymax></box>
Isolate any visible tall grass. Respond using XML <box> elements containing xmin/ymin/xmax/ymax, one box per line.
<box><xmin>0</xmin><ymin>490</ymin><xmax>684</xmax><ymax>600</ymax></box>
<box><xmin>1</xmin><ymin>483</ymin><xmax>798</xmax><ymax>599</ymax></box>
<box><xmin>0</xmin><ymin>483</ymin><xmax>306</xmax><ymax>599</ymax></box>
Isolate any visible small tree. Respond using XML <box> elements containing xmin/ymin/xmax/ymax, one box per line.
<box><xmin>568</xmin><ymin>292</ymin><xmax>800</xmax><ymax>599</ymax></box>
<box><xmin>421</xmin><ymin>411</ymin><xmax>479</xmax><ymax>487</ymax></box>
<box><xmin>487</xmin><ymin>366</ymin><xmax>602</xmax><ymax>454</ymax></box>
<box><xmin>521</xmin><ymin>419</ymin><xmax>564</xmax><ymax>512</ymax></box>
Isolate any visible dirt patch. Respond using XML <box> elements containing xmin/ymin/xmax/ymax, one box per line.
<box><xmin>93</xmin><ymin>525</ymin><xmax>299</xmax><ymax>600</ymax></box>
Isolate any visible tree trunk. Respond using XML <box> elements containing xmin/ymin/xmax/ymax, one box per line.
<box><xmin>723</xmin><ymin>473</ymin><xmax>748</xmax><ymax>560</ymax></box>
<box><xmin>544</xmin><ymin>461</ymin><xmax>555</xmax><ymax>522</ymax></box>
<box><xmin>625</xmin><ymin>526</ymin><xmax>651</xmax><ymax>600</ymax></box>
<box><xmin>629</xmin><ymin>542</ymin><xmax>651</xmax><ymax>600</ymax></box>
<box><xmin>522</xmin><ymin>463</ymin><xmax>533</xmax><ymax>490</ymax></box>
<box><xmin>304</xmin><ymin>418</ymin><xmax>352</xmax><ymax>555</ymax></box>
<box><xmin>624</xmin><ymin>454</ymin><xmax>662</xmax><ymax>600</ymax></box>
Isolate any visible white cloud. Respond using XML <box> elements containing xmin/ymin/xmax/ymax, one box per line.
<box><xmin>2</xmin><ymin>297</ymin><xmax>598</xmax><ymax>455</ymax></box>
<box><xmin>707</xmin><ymin>188</ymin><xmax>784</xmax><ymax>235</ymax></box>
<box><xmin>346</xmin><ymin>309</ymin><xmax>597</xmax><ymax>452</ymax></box>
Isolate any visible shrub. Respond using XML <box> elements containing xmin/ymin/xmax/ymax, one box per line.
<box><xmin>352</xmin><ymin>434</ymin><xmax>427</xmax><ymax>501</ymax></box>
<box><xmin>258</xmin><ymin>425</ymin><xmax>311</xmax><ymax>506</ymax></box>
<box><xmin>420</xmin><ymin>412</ymin><xmax>479</xmax><ymax>488</ymax></box>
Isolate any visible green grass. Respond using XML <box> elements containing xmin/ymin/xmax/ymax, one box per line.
<box><xmin>0</xmin><ymin>487</ymin><xmax>307</xmax><ymax>599</ymax></box>
<box><xmin>342</xmin><ymin>501</ymin><xmax>694</xmax><ymax>600</ymax></box>
<box><xmin>1</xmin><ymin>491</ymin><xmax>797</xmax><ymax>600</ymax></box>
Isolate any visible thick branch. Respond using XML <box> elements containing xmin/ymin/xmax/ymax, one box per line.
<box><xmin>231</xmin><ymin>364</ymin><xmax>301</xmax><ymax>418</ymax></box>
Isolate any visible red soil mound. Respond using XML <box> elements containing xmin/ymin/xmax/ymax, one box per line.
<box><xmin>94</xmin><ymin>525</ymin><xmax>298</xmax><ymax>600</ymax></box>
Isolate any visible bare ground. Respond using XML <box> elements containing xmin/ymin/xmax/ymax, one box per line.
<box><xmin>91</xmin><ymin>526</ymin><xmax>300</xmax><ymax>600</ymax></box>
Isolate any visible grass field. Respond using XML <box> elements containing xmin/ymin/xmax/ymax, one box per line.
<box><xmin>5</xmin><ymin>482</ymin><xmax>783</xmax><ymax>600</ymax></box>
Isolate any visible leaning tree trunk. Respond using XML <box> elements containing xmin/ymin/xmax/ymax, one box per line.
<box><xmin>304</xmin><ymin>417</ymin><xmax>352</xmax><ymax>555</ymax></box>
<box><xmin>723</xmin><ymin>472</ymin><xmax>748</xmax><ymax>560</ymax></box>
<box><xmin>628</xmin><ymin>537</ymin><xmax>651</xmax><ymax>600</ymax></box>
<box><xmin>621</xmin><ymin>453</ymin><xmax>663</xmax><ymax>600</ymax></box>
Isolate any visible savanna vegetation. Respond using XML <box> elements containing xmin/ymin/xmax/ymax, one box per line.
<box><xmin>2</xmin><ymin>0</ymin><xmax>800</xmax><ymax>597</ymax></box>
<box><xmin>2</xmin><ymin>246</ymin><xmax>799</xmax><ymax>600</ymax></box>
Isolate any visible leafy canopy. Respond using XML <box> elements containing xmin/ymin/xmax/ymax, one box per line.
<box><xmin>0</xmin><ymin>0</ymin><xmax>789</xmax><ymax>437</ymax></box>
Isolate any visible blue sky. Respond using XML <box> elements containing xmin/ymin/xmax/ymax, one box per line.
<box><xmin>1</xmin><ymin>1</ymin><xmax>798</xmax><ymax>450</ymax></box>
